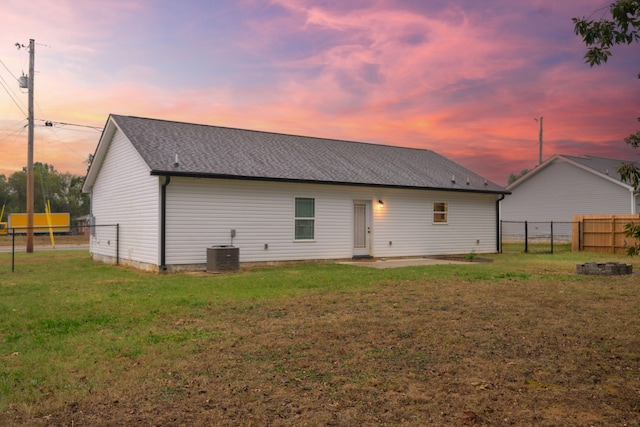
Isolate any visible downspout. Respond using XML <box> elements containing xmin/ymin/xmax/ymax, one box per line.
<box><xmin>496</xmin><ymin>194</ymin><xmax>506</xmax><ymax>253</ymax></box>
<box><xmin>160</xmin><ymin>175</ymin><xmax>171</xmax><ymax>271</ymax></box>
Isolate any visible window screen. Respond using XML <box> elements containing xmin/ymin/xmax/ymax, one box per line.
<box><xmin>433</xmin><ymin>202</ymin><xmax>448</xmax><ymax>223</ymax></box>
<box><xmin>295</xmin><ymin>198</ymin><xmax>315</xmax><ymax>239</ymax></box>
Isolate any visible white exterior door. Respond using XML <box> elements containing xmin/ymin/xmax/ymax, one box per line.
<box><xmin>353</xmin><ymin>201</ymin><xmax>372</xmax><ymax>257</ymax></box>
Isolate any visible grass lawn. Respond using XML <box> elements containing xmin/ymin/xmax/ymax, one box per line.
<box><xmin>1</xmin><ymin>249</ymin><xmax>639</xmax><ymax>426</ymax></box>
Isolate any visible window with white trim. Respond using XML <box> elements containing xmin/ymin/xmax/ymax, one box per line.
<box><xmin>295</xmin><ymin>197</ymin><xmax>315</xmax><ymax>240</ymax></box>
<box><xmin>433</xmin><ymin>202</ymin><xmax>448</xmax><ymax>223</ymax></box>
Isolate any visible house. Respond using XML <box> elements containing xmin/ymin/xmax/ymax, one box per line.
<box><xmin>75</xmin><ymin>214</ymin><xmax>92</xmax><ymax>236</ymax></box>
<box><xmin>500</xmin><ymin>154</ymin><xmax>639</xmax><ymax>239</ymax></box>
<box><xmin>82</xmin><ymin>115</ymin><xmax>508</xmax><ymax>272</ymax></box>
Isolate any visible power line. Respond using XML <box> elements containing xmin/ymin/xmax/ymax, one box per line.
<box><xmin>0</xmin><ymin>122</ymin><xmax>26</xmax><ymax>150</ymax></box>
<box><xmin>0</xmin><ymin>70</ymin><xmax>27</xmax><ymax>116</ymax></box>
<box><xmin>0</xmin><ymin>57</ymin><xmax>27</xmax><ymax>114</ymax></box>
<box><xmin>0</xmin><ymin>119</ymin><xmax>28</xmax><ymax>144</ymax></box>
<box><xmin>2</xmin><ymin>52</ymin><xmax>102</xmax><ymax>134</ymax></box>
<box><xmin>31</xmin><ymin>111</ymin><xmax>102</xmax><ymax>164</ymax></box>
<box><xmin>37</xmin><ymin>119</ymin><xmax>103</xmax><ymax>132</ymax></box>
<box><xmin>0</xmin><ymin>57</ymin><xmax>20</xmax><ymax>81</ymax></box>
<box><xmin>1</xmin><ymin>42</ymin><xmax>100</xmax><ymax>180</ymax></box>
<box><xmin>41</xmin><ymin>121</ymin><xmax>95</xmax><ymax>162</ymax></box>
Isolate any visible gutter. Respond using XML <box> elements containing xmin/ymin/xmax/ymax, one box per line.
<box><xmin>160</xmin><ymin>175</ymin><xmax>171</xmax><ymax>271</ymax></box>
<box><xmin>149</xmin><ymin>170</ymin><xmax>510</xmax><ymax>196</ymax></box>
<box><xmin>496</xmin><ymin>194</ymin><xmax>506</xmax><ymax>253</ymax></box>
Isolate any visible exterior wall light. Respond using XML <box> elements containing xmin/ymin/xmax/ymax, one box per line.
<box><xmin>377</xmin><ymin>199</ymin><xmax>384</xmax><ymax>208</ymax></box>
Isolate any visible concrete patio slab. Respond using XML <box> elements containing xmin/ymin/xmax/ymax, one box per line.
<box><xmin>338</xmin><ymin>257</ymin><xmax>476</xmax><ymax>269</ymax></box>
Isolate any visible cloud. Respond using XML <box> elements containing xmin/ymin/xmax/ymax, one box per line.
<box><xmin>0</xmin><ymin>0</ymin><xmax>638</xmax><ymax>185</ymax></box>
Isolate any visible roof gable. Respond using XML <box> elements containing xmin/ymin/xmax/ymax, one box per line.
<box><xmin>85</xmin><ymin>114</ymin><xmax>506</xmax><ymax>194</ymax></box>
<box><xmin>507</xmin><ymin>154</ymin><xmax>636</xmax><ymax>191</ymax></box>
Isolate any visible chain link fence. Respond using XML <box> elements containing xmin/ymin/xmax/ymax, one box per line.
<box><xmin>500</xmin><ymin>221</ymin><xmax>574</xmax><ymax>254</ymax></box>
<box><xmin>0</xmin><ymin>224</ymin><xmax>118</xmax><ymax>273</ymax></box>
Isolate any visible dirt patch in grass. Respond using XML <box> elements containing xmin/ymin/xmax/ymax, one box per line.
<box><xmin>4</xmin><ymin>274</ymin><xmax>640</xmax><ymax>426</ymax></box>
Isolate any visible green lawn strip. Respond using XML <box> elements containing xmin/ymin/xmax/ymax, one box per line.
<box><xmin>0</xmin><ymin>249</ymin><xmax>638</xmax><ymax>422</ymax></box>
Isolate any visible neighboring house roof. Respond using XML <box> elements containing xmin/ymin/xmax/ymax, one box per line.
<box><xmin>84</xmin><ymin>114</ymin><xmax>507</xmax><ymax>194</ymax></box>
<box><xmin>506</xmin><ymin>154</ymin><xmax>637</xmax><ymax>191</ymax></box>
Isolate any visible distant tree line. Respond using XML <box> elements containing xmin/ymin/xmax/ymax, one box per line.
<box><xmin>507</xmin><ymin>169</ymin><xmax>530</xmax><ymax>185</ymax></box>
<box><xmin>0</xmin><ymin>163</ymin><xmax>89</xmax><ymax>222</ymax></box>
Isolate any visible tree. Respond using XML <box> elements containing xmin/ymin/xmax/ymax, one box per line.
<box><xmin>507</xmin><ymin>169</ymin><xmax>530</xmax><ymax>185</ymax></box>
<box><xmin>0</xmin><ymin>163</ymin><xmax>90</xmax><ymax>224</ymax></box>
<box><xmin>573</xmin><ymin>0</ymin><xmax>640</xmax><ymax>255</ymax></box>
<box><xmin>0</xmin><ymin>174</ymin><xmax>7</xmax><ymax>221</ymax></box>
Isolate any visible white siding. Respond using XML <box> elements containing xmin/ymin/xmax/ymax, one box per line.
<box><xmin>501</xmin><ymin>160</ymin><xmax>633</xmax><ymax>223</ymax></box>
<box><xmin>374</xmin><ymin>191</ymin><xmax>498</xmax><ymax>258</ymax></box>
<box><xmin>165</xmin><ymin>177</ymin><xmax>499</xmax><ymax>265</ymax></box>
<box><xmin>89</xmin><ymin>128</ymin><xmax>160</xmax><ymax>266</ymax></box>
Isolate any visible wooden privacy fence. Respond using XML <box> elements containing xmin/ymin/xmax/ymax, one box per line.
<box><xmin>572</xmin><ymin>214</ymin><xmax>640</xmax><ymax>254</ymax></box>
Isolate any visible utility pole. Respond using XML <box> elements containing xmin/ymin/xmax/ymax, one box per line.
<box><xmin>535</xmin><ymin>116</ymin><xmax>543</xmax><ymax>165</ymax></box>
<box><xmin>16</xmin><ymin>39</ymin><xmax>35</xmax><ymax>252</ymax></box>
<box><xmin>27</xmin><ymin>39</ymin><xmax>34</xmax><ymax>253</ymax></box>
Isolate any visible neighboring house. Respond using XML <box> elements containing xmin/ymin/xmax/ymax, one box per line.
<box><xmin>82</xmin><ymin>115</ymin><xmax>508</xmax><ymax>272</ymax></box>
<box><xmin>75</xmin><ymin>214</ymin><xmax>92</xmax><ymax>236</ymax></box>
<box><xmin>500</xmin><ymin>154</ymin><xmax>639</xmax><ymax>238</ymax></box>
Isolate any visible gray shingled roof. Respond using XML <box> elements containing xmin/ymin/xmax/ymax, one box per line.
<box><xmin>563</xmin><ymin>155</ymin><xmax>636</xmax><ymax>183</ymax></box>
<box><xmin>108</xmin><ymin>114</ymin><xmax>506</xmax><ymax>193</ymax></box>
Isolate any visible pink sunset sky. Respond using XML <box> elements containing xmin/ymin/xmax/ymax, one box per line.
<box><xmin>0</xmin><ymin>0</ymin><xmax>638</xmax><ymax>186</ymax></box>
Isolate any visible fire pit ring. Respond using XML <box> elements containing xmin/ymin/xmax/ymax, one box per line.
<box><xmin>576</xmin><ymin>262</ymin><xmax>633</xmax><ymax>276</ymax></box>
